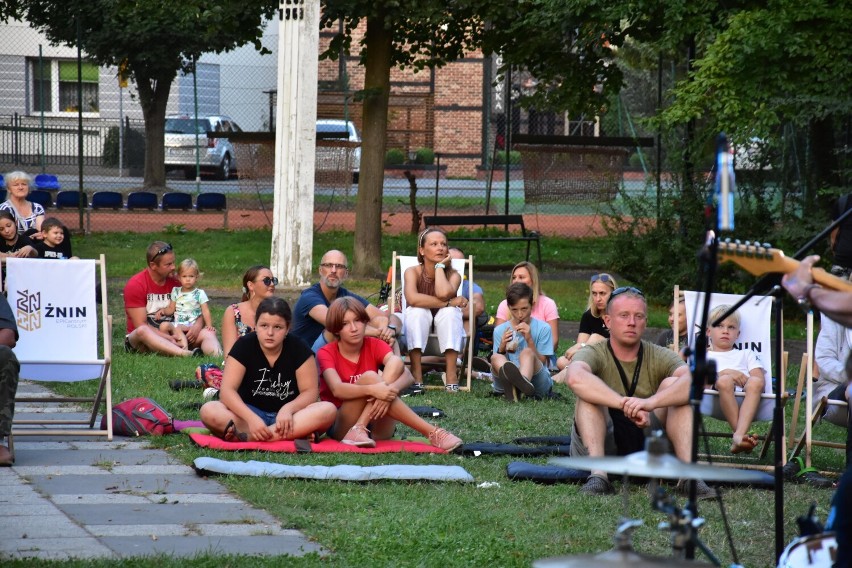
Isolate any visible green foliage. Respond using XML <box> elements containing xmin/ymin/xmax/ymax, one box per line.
<box><xmin>384</xmin><ymin>148</ymin><xmax>406</xmax><ymax>166</ymax></box>
<box><xmin>413</xmin><ymin>147</ymin><xmax>435</xmax><ymax>165</ymax></box>
<box><xmin>491</xmin><ymin>150</ymin><xmax>521</xmax><ymax>166</ymax></box>
<box><xmin>102</xmin><ymin>126</ymin><xmax>145</xmax><ymax>167</ymax></box>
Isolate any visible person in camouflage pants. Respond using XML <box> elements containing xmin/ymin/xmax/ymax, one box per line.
<box><xmin>0</xmin><ymin>293</ymin><xmax>20</xmax><ymax>466</ymax></box>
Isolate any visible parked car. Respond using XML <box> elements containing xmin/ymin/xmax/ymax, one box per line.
<box><xmin>164</xmin><ymin>115</ymin><xmax>241</xmax><ymax>180</ymax></box>
<box><xmin>316</xmin><ymin>119</ymin><xmax>361</xmax><ymax>182</ymax></box>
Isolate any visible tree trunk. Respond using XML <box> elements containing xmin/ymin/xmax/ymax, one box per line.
<box><xmin>352</xmin><ymin>16</ymin><xmax>392</xmax><ymax>277</ymax></box>
<box><xmin>135</xmin><ymin>67</ymin><xmax>175</xmax><ymax>190</ymax></box>
<box><xmin>808</xmin><ymin>117</ymin><xmax>838</xmax><ymax>214</ymax></box>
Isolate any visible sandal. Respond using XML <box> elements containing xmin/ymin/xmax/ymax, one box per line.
<box><xmin>223</xmin><ymin>419</ymin><xmax>248</xmax><ymax>442</ymax></box>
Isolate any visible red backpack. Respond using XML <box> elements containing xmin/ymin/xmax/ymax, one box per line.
<box><xmin>102</xmin><ymin>397</ymin><xmax>175</xmax><ymax>436</ymax></box>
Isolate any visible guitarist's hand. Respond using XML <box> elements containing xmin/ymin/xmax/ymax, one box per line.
<box><xmin>782</xmin><ymin>254</ymin><xmax>819</xmax><ymax>299</ymax></box>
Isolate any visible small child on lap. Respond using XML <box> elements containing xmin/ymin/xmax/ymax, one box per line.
<box><xmin>706</xmin><ymin>304</ymin><xmax>767</xmax><ymax>454</ymax></box>
<box><xmin>156</xmin><ymin>258</ymin><xmax>214</xmax><ymax>350</ymax></box>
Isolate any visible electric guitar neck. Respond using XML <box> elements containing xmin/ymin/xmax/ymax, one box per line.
<box><xmin>717</xmin><ymin>240</ymin><xmax>852</xmax><ymax>292</ymax></box>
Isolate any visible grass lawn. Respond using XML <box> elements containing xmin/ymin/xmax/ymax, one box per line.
<box><xmin>14</xmin><ymin>229</ymin><xmax>842</xmax><ymax>568</ymax></box>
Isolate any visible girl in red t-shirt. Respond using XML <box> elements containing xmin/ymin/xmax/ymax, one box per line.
<box><xmin>317</xmin><ymin>297</ymin><xmax>463</xmax><ymax>451</ymax></box>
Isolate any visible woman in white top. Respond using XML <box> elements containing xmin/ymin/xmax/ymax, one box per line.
<box><xmin>1</xmin><ymin>171</ymin><xmax>45</xmax><ymax>235</ymax></box>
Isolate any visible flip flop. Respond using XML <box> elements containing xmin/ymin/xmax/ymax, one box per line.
<box><xmin>223</xmin><ymin>419</ymin><xmax>248</xmax><ymax>442</ymax></box>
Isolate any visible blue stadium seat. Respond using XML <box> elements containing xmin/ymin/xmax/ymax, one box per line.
<box><xmin>0</xmin><ymin>189</ymin><xmax>6</xmax><ymax>202</ymax></box>
<box><xmin>29</xmin><ymin>189</ymin><xmax>53</xmax><ymax>208</ymax></box>
<box><xmin>126</xmin><ymin>191</ymin><xmax>158</xmax><ymax>210</ymax></box>
<box><xmin>91</xmin><ymin>191</ymin><xmax>123</xmax><ymax>210</ymax></box>
<box><xmin>33</xmin><ymin>174</ymin><xmax>60</xmax><ymax>191</ymax></box>
<box><xmin>0</xmin><ymin>175</ymin><xmax>4</xmax><ymax>190</ymax></box>
<box><xmin>196</xmin><ymin>192</ymin><xmax>227</xmax><ymax>211</ymax></box>
<box><xmin>55</xmin><ymin>190</ymin><xmax>87</xmax><ymax>209</ymax></box>
<box><xmin>161</xmin><ymin>192</ymin><xmax>193</xmax><ymax>211</ymax></box>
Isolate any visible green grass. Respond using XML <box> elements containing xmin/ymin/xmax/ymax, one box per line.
<box><xmin>20</xmin><ymin>228</ymin><xmax>837</xmax><ymax>567</ymax></box>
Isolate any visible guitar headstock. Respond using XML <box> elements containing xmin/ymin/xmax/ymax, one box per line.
<box><xmin>717</xmin><ymin>239</ymin><xmax>795</xmax><ymax>276</ymax></box>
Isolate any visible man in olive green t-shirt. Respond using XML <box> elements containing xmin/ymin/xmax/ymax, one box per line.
<box><xmin>555</xmin><ymin>287</ymin><xmax>696</xmax><ymax>496</ymax></box>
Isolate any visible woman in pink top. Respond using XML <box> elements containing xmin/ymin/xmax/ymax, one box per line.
<box><xmin>494</xmin><ymin>261</ymin><xmax>559</xmax><ymax>355</ymax></box>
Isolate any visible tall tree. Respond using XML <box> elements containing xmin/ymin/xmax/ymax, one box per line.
<box><xmin>320</xmin><ymin>0</ymin><xmax>486</xmax><ymax>276</ymax></box>
<box><xmin>13</xmin><ymin>0</ymin><xmax>277</xmax><ymax>189</ymax></box>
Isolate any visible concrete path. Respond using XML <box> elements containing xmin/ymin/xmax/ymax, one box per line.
<box><xmin>0</xmin><ymin>382</ymin><xmax>325</xmax><ymax>562</ymax></box>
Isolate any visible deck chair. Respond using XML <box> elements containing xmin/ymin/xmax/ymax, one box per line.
<box><xmin>682</xmin><ymin>289</ymin><xmax>785</xmax><ymax>464</ymax></box>
<box><xmin>7</xmin><ymin>256</ymin><xmax>113</xmax><ymax>456</ymax></box>
<box><xmin>390</xmin><ymin>252</ymin><xmax>474</xmax><ymax>391</ymax></box>
<box><xmin>788</xmin><ymin>311</ymin><xmax>848</xmax><ymax>467</ymax></box>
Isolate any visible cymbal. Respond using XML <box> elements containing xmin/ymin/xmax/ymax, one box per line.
<box><xmin>534</xmin><ymin>549</ymin><xmax>714</xmax><ymax>567</ymax></box>
<box><xmin>550</xmin><ymin>451</ymin><xmax>769</xmax><ymax>482</ymax></box>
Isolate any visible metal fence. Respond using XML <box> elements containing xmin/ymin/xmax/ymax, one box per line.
<box><xmin>0</xmin><ymin>18</ymin><xmax>820</xmax><ymax>240</ymax></box>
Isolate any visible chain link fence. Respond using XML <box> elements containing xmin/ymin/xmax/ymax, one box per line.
<box><xmin>1</xmin><ymin>18</ymin><xmax>826</xmax><ymax>241</ymax></box>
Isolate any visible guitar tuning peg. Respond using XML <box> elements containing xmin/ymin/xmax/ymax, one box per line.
<box><xmin>762</xmin><ymin>242</ymin><xmax>771</xmax><ymax>249</ymax></box>
<box><xmin>743</xmin><ymin>240</ymin><xmax>751</xmax><ymax>247</ymax></box>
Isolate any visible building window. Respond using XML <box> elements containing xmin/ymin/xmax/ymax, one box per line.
<box><xmin>30</xmin><ymin>59</ymin><xmax>100</xmax><ymax>114</ymax></box>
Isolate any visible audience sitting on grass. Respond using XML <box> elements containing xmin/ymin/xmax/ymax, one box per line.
<box><xmin>494</xmin><ymin>261</ymin><xmax>559</xmax><ymax>363</ymax></box>
<box><xmin>316</xmin><ymin>297</ymin><xmax>462</xmax><ymax>451</ymax></box>
<box><xmin>291</xmin><ymin>249</ymin><xmax>399</xmax><ymax>353</ymax></box>
<box><xmin>221</xmin><ymin>265</ymin><xmax>277</xmax><ymax>356</ymax></box>
<box><xmin>200</xmin><ymin>297</ymin><xmax>337</xmax><ymax>442</ymax></box>
<box><xmin>490</xmin><ymin>283</ymin><xmax>554</xmax><ymax>402</ymax></box>
<box><xmin>156</xmin><ymin>258</ymin><xmax>216</xmax><ymax>352</ymax></box>
<box><xmin>403</xmin><ymin>228</ymin><xmax>468</xmax><ymax>392</ymax></box>
<box><xmin>554</xmin><ymin>286</ymin><xmax>714</xmax><ymax>499</ymax></box>
<box><xmin>123</xmin><ymin>241</ymin><xmax>220</xmax><ymax>357</ymax></box>
<box><xmin>655</xmin><ymin>291</ymin><xmax>688</xmax><ymax>352</ymax></box>
<box><xmin>704</xmin><ymin>304</ymin><xmax>767</xmax><ymax>455</ymax></box>
<box><xmin>558</xmin><ymin>273</ymin><xmax>617</xmax><ymax>369</ymax></box>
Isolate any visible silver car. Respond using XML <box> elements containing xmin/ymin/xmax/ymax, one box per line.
<box><xmin>164</xmin><ymin>115</ymin><xmax>241</xmax><ymax>180</ymax></box>
<box><xmin>316</xmin><ymin>119</ymin><xmax>361</xmax><ymax>182</ymax></box>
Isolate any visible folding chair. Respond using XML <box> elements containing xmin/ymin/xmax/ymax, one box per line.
<box><xmin>788</xmin><ymin>311</ymin><xmax>849</xmax><ymax>467</ymax></box>
<box><xmin>390</xmin><ymin>252</ymin><xmax>474</xmax><ymax>391</ymax></box>
<box><xmin>8</xmin><ymin>256</ymin><xmax>113</xmax><ymax>456</ymax></box>
<box><xmin>683</xmin><ymin>290</ymin><xmax>786</xmax><ymax>465</ymax></box>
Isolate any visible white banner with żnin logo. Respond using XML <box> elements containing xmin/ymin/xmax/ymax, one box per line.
<box><xmin>6</xmin><ymin>258</ymin><xmax>97</xmax><ymax>381</ymax></box>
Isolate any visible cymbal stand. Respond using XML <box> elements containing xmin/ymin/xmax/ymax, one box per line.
<box><xmin>650</xmin><ymin>482</ymin><xmax>726</xmax><ymax>567</ymax></box>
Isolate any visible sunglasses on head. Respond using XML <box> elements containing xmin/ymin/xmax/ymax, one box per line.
<box><xmin>607</xmin><ymin>286</ymin><xmax>645</xmax><ymax>305</ymax></box>
<box><xmin>151</xmin><ymin>243</ymin><xmax>173</xmax><ymax>262</ymax></box>
<box><xmin>261</xmin><ymin>276</ymin><xmax>279</xmax><ymax>287</ymax></box>
<box><xmin>590</xmin><ymin>273</ymin><xmax>613</xmax><ymax>284</ymax></box>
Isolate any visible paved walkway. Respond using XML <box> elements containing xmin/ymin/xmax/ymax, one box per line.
<box><xmin>0</xmin><ymin>382</ymin><xmax>324</xmax><ymax>562</ymax></box>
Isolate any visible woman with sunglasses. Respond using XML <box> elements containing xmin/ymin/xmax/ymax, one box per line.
<box><xmin>221</xmin><ymin>266</ymin><xmax>279</xmax><ymax>356</ymax></box>
<box><xmin>494</xmin><ymin>261</ymin><xmax>560</xmax><ymax>358</ymax></box>
<box><xmin>317</xmin><ymin>297</ymin><xmax>462</xmax><ymax>450</ymax></box>
<box><xmin>557</xmin><ymin>273</ymin><xmax>618</xmax><ymax>370</ymax></box>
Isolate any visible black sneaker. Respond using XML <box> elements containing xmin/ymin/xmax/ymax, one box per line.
<box><xmin>401</xmin><ymin>384</ymin><xmax>425</xmax><ymax>397</ymax></box>
<box><xmin>784</xmin><ymin>456</ymin><xmax>835</xmax><ymax>488</ymax></box>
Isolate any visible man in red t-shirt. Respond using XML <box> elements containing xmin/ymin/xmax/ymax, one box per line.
<box><xmin>123</xmin><ymin>241</ymin><xmax>219</xmax><ymax>356</ymax></box>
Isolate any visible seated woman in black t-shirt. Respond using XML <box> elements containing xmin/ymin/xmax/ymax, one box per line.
<box><xmin>556</xmin><ymin>273</ymin><xmax>617</xmax><ymax>370</ymax></box>
<box><xmin>200</xmin><ymin>297</ymin><xmax>336</xmax><ymax>442</ymax></box>
<box><xmin>0</xmin><ymin>210</ymin><xmax>37</xmax><ymax>259</ymax></box>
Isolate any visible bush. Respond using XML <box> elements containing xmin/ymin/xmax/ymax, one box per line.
<box><xmin>385</xmin><ymin>148</ymin><xmax>405</xmax><ymax>166</ymax></box>
<box><xmin>414</xmin><ymin>147</ymin><xmax>435</xmax><ymax>165</ymax></box>
<box><xmin>492</xmin><ymin>150</ymin><xmax>522</xmax><ymax>166</ymax></box>
<box><xmin>102</xmin><ymin>125</ymin><xmax>145</xmax><ymax>169</ymax></box>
